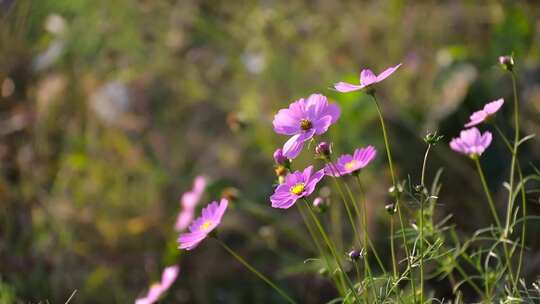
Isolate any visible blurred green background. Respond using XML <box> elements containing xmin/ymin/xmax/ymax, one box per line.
<box><xmin>0</xmin><ymin>0</ymin><xmax>539</xmax><ymax>303</ymax></box>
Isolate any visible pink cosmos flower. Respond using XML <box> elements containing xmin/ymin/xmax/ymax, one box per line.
<box><xmin>135</xmin><ymin>266</ymin><xmax>179</xmax><ymax>304</ymax></box>
<box><xmin>464</xmin><ymin>98</ymin><xmax>504</xmax><ymax>127</ymax></box>
<box><xmin>175</xmin><ymin>176</ymin><xmax>207</xmax><ymax>232</ymax></box>
<box><xmin>449</xmin><ymin>128</ymin><xmax>492</xmax><ymax>157</ymax></box>
<box><xmin>334</xmin><ymin>63</ymin><xmax>402</xmax><ymax>92</ymax></box>
<box><xmin>178</xmin><ymin>199</ymin><xmax>228</xmax><ymax>250</ymax></box>
<box><xmin>273</xmin><ymin>94</ymin><xmax>340</xmax><ymax>159</ymax></box>
<box><xmin>270</xmin><ymin>165</ymin><xmax>325</xmax><ymax>209</ymax></box>
<box><xmin>324</xmin><ymin>145</ymin><xmax>377</xmax><ymax>176</ymax></box>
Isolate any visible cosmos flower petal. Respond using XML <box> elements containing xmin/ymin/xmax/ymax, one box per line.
<box><xmin>335</xmin><ymin>62</ymin><xmax>402</xmax><ymax>93</ymax></box>
<box><xmin>273</xmin><ymin>108</ymin><xmax>301</xmax><ymax>135</ymax></box>
<box><xmin>282</xmin><ymin>130</ymin><xmax>314</xmax><ymax>159</ymax></box>
<box><xmin>464</xmin><ymin>98</ymin><xmax>504</xmax><ymax>127</ymax></box>
<box><xmin>312</xmin><ymin>115</ymin><xmax>334</xmax><ymax>135</ymax></box>
<box><xmin>324</xmin><ymin>103</ymin><xmax>341</xmax><ymax>123</ymax></box>
<box><xmin>484</xmin><ymin>98</ymin><xmax>504</xmax><ymax>114</ymax></box>
<box><xmin>376</xmin><ymin>63</ymin><xmax>402</xmax><ymax>82</ymax></box>
<box><xmin>176</xmin><ymin>176</ymin><xmax>207</xmax><ymax>232</ymax></box>
<box><xmin>450</xmin><ymin>127</ymin><xmax>492</xmax><ymax>157</ymax></box>
<box><xmin>304</xmin><ymin>169</ymin><xmax>325</xmax><ymax>195</ymax></box>
<box><xmin>360</xmin><ymin>69</ymin><xmax>377</xmax><ymax>86</ymax></box>
<box><xmin>334</xmin><ymin>81</ymin><xmax>364</xmax><ymax>92</ymax></box>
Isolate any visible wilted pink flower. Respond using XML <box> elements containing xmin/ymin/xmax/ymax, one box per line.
<box><xmin>135</xmin><ymin>266</ymin><xmax>179</xmax><ymax>304</ymax></box>
<box><xmin>273</xmin><ymin>94</ymin><xmax>340</xmax><ymax>159</ymax></box>
<box><xmin>178</xmin><ymin>199</ymin><xmax>228</xmax><ymax>250</ymax></box>
<box><xmin>464</xmin><ymin>98</ymin><xmax>504</xmax><ymax>127</ymax></box>
<box><xmin>449</xmin><ymin>128</ymin><xmax>492</xmax><ymax>157</ymax></box>
<box><xmin>270</xmin><ymin>165</ymin><xmax>325</xmax><ymax>209</ymax></box>
<box><xmin>175</xmin><ymin>176</ymin><xmax>207</xmax><ymax>232</ymax></box>
<box><xmin>324</xmin><ymin>146</ymin><xmax>377</xmax><ymax>176</ymax></box>
<box><xmin>334</xmin><ymin>63</ymin><xmax>402</xmax><ymax>92</ymax></box>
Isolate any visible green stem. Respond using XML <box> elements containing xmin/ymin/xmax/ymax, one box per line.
<box><xmin>473</xmin><ymin>158</ymin><xmax>502</xmax><ymax>229</ymax></box>
<box><xmin>515</xmin><ymin>163</ymin><xmax>527</xmax><ymax>283</ymax></box>
<box><xmin>304</xmin><ymin>200</ymin><xmax>362</xmax><ymax>303</ymax></box>
<box><xmin>296</xmin><ymin>204</ymin><xmax>346</xmax><ymax>294</ymax></box>
<box><xmin>473</xmin><ymin>157</ymin><xmax>516</xmax><ymax>288</ymax></box>
<box><xmin>325</xmin><ymin>160</ymin><xmax>362</xmax><ymax>248</ymax></box>
<box><xmin>419</xmin><ymin>144</ymin><xmax>431</xmax><ymax>304</ymax></box>
<box><xmin>350</xmin><ymin>176</ymin><xmax>387</xmax><ymax>274</ymax></box>
<box><xmin>371</xmin><ymin>93</ymin><xmax>416</xmax><ymax>300</ymax></box>
<box><xmin>216</xmin><ymin>238</ymin><xmax>297</xmax><ymax>304</ymax></box>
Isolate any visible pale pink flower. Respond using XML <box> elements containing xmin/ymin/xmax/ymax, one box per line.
<box><xmin>175</xmin><ymin>176</ymin><xmax>207</xmax><ymax>232</ymax></box>
<box><xmin>135</xmin><ymin>266</ymin><xmax>179</xmax><ymax>304</ymax></box>
<box><xmin>464</xmin><ymin>98</ymin><xmax>504</xmax><ymax>127</ymax></box>
<box><xmin>334</xmin><ymin>63</ymin><xmax>402</xmax><ymax>92</ymax></box>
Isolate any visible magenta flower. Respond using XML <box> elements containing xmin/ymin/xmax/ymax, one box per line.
<box><xmin>450</xmin><ymin>128</ymin><xmax>492</xmax><ymax>158</ymax></box>
<box><xmin>334</xmin><ymin>63</ymin><xmax>402</xmax><ymax>92</ymax></box>
<box><xmin>464</xmin><ymin>98</ymin><xmax>504</xmax><ymax>128</ymax></box>
<box><xmin>175</xmin><ymin>176</ymin><xmax>207</xmax><ymax>232</ymax></box>
<box><xmin>135</xmin><ymin>266</ymin><xmax>179</xmax><ymax>304</ymax></box>
<box><xmin>273</xmin><ymin>94</ymin><xmax>340</xmax><ymax>159</ymax></box>
<box><xmin>324</xmin><ymin>145</ymin><xmax>377</xmax><ymax>176</ymax></box>
<box><xmin>270</xmin><ymin>165</ymin><xmax>325</xmax><ymax>209</ymax></box>
<box><xmin>178</xmin><ymin>199</ymin><xmax>228</xmax><ymax>250</ymax></box>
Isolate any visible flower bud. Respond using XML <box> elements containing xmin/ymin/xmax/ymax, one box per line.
<box><xmin>273</xmin><ymin>148</ymin><xmax>288</xmax><ymax>165</ymax></box>
<box><xmin>388</xmin><ymin>184</ymin><xmax>403</xmax><ymax>197</ymax></box>
<box><xmin>275</xmin><ymin>165</ymin><xmax>288</xmax><ymax>177</ymax></box>
<box><xmin>498</xmin><ymin>55</ymin><xmax>514</xmax><ymax>71</ymax></box>
<box><xmin>348</xmin><ymin>249</ymin><xmax>362</xmax><ymax>261</ymax></box>
<box><xmin>221</xmin><ymin>187</ymin><xmax>239</xmax><ymax>202</ymax></box>
<box><xmin>313</xmin><ymin>197</ymin><xmax>329</xmax><ymax>212</ymax></box>
<box><xmin>315</xmin><ymin>141</ymin><xmax>332</xmax><ymax>158</ymax></box>
<box><xmin>385</xmin><ymin>203</ymin><xmax>396</xmax><ymax>215</ymax></box>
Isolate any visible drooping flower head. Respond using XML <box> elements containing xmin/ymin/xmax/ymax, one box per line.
<box><xmin>334</xmin><ymin>63</ymin><xmax>402</xmax><ymax>93</ymax></box>
<box><xmin>464</xmin><ymin>98</ymin><xmax>504</xmax><ymax>127</ymax></box>
<box><xmin>449</xmin><ymin>128</ymin><xmax>492</xmax><ymax>158</ymax></box>
<box><xmin>135</xmin><ymin>266</ymin><xmax>179</xmax><ymax>304</ymax></box>
<box><xmin>324</xmin><ymin>145</ymin><xmax>377</xmax><ymax>177</ymax></box>
<box><xmin>273</xmin><ymin>94</ymin><xmax>340</xmax><ymax>159</ymax></box>
<box><xmin>178</xmin><ymin>199</ymin><xmax>228</xmax><ymax>250</ymax></box>
<box><xmin>175</xmin><ymin>176</ymin><xmax>207</xmax><ymax>232</ymax></box>
<box><xmin>270</xmin><ymin>165</ymin><xmax>325</xmax><ymax>209</ymax></box>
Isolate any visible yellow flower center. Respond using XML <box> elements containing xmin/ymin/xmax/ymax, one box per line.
<box><xmin>201</xmin><ymin>221</ymin><xmax>213</xmax><ymax>230</ymax></box>
<box><xmin>345</xmin><ymin>160</ymin><xmax>358</xmax><ymax>171</ymax></box>
<box><xmin>300</xmin><ymin>119</ymin><xmax>312</xmax><ymax>131</ymax></box>
<box><xmin>290</xmin><ymin>183</ymin><xmax>305</xmax><ymax>195</ymax></box>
